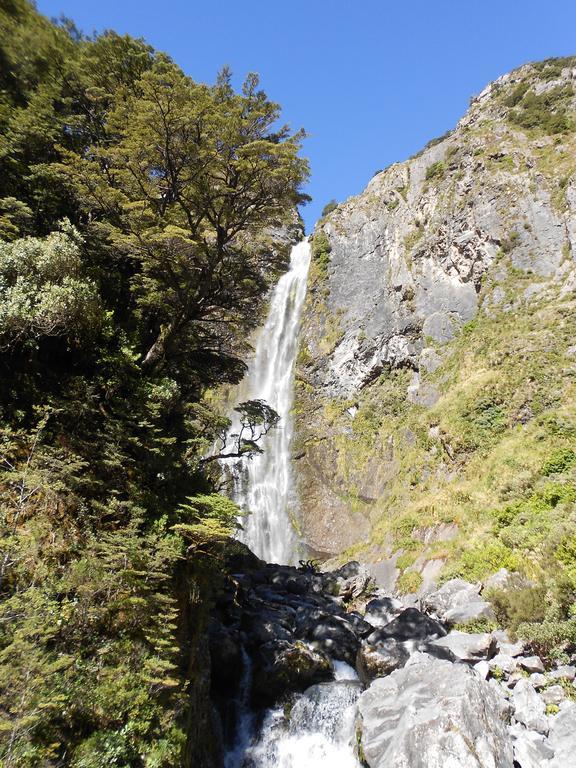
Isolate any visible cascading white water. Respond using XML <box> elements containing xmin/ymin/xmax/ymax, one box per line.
<box><xmin>226</xmin><ymin>658</ymin><xmax>362</xmax><ymax>768</ymax></box>
<box><xmin>223</xmin><ymin>239</ymin><xmax>311</xmax><ymax>564</ymax></box>
<box><xmin>221</xmin><ymin>239</ymin><xmax>363</xmax><ymax>768</ymax></box>
<box><xmin>245</xmin><ymin>680</ymin><xmax>362</xmax><ymax>768</ymax></box>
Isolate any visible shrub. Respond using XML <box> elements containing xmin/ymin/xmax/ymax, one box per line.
<box><xmin>542</xmin><ymin>448</ymin><xmax>576</xmax><ymax>476</ymax></box>
<box><xmin>454</xmin><ymin>617</ymin><xmax>499</xmax><ymax>633</ymax></box>
<box><xmin>321</xmin><ymin>199</ymin><xmax>338</xmax><ymax>217</ymax></box>
<box><xmin>507</xmin><ymin>85</ymin><xmax>574</xmax><ymax>134</ymax></box>
<box><xmin>500</xmin><ymin>230</ymin><xmax>520</xmax><ymax>253</ymax></box>
<box><xmin>503</xmin><ymin>81</ymin><xmax>530</xmax><ymax>108</ymax></box>
<box><xmin>517</xmin><ymin>618</ymin><xmax>576</xmax><ymax>661</ymax></box>
<box><xmin>396</xmin><ymin>551</ymin><xmax>417</xmax><ymax>571</ymax></box>
<box><xmin>425</xmin><ymin>161</ymin><xmax>445</xmax><ymax>181</ymax></box>
<box><xmin>443</xmin><ymin>540</ymin><xmax>521</xmax><ymax>582</ymax></box>
<box><xmin>311</xmin><ymin>230</ymin><xmax>332</xmax><ymax>277</ymax></box>
<box><xmin>485</xmin><ymin>583</ymin><xmax>547</xmax><ymax>634</ymax></box>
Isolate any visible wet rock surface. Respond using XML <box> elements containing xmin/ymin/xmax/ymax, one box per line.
<box><xmin>213</xmin><ymin>554</ymin><xmax>576</xmax><ymax>767</ymax></box>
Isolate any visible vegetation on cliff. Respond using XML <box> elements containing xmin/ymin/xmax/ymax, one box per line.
<box><xmin>296</xmin><ymin>57</ymin><xmax>576</xmax><ymax>659</ymax></box>
<box><xmin>0</xmin><ymin>2</ymin><xmax>307</xmax><ymax>765</ymax></box>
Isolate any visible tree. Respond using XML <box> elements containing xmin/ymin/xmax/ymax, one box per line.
<box><xmin>202</xmin><ymin>399</ymin><xmax>280</xmax><ymax>464</ymax></box>
<box><xmin>0</xmin><ymin>4</ymin><xmax>307</xmax><ymax>764</ymax></box>
<box><xmin>59</xmin><ymin>59</ymin><xmax>308</xmax><ymax>375</ymax></box>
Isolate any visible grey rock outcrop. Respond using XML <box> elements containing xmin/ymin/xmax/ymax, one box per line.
<box><xmin>356</xmin><ymin>638</ymin><xmax>410</xmax><ymax>684</ymax></box>
<box><xmin>366</xmin><ymin>607</ymin><xmax>446</xmax><ymax>643</ymax></box>
<box><xmin>548</xmin><ymin>703</ymin><xmax>576</xmax><ymax>767</ymax></box>
<box><xmin>509</xmin><ymin>722</ymin><xmax>555</xmax><ymax>768</ymax></box>
<box><xmin>512</xmin><ymin>678</ymin><xmax>549</xmax><ymax>735</ymax></box>
<box><xmin>423</xmin><ymin>578</ymin><xmax>495</xmax><ymax>624</ymax></box>
<box><xmin>294</xmin><ymin>59</ymin><xmax>576</xmax><ymax>555</ymax></box>
<box><xmin>358</xmin><ymin>653</ymin><xmax>514</xmax><ymax>767</ymax></box>
<box><xmin>429</xmin><ymin>629</ymin><xmax>496</xmax><ymax>663</ymax></box>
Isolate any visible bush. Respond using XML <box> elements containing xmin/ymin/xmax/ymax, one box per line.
<box><xmin>507</xmin><ymin>85</ymin><xmax>574</xmax><ymax>134</ymax></box>
<box><xmin>453</xmin><ymin>617</ymin><xmax>499</xmax><ymax>633</ymax></box>
<box><xmin>443</xmin><ymin>540</ymin><xmax>521</xmax><ymax>582</ymax></box>
<box><xmin>542</xmin><ymin>448</ymin><xmax>576</xmax><ymax>476</ymax></box>
<box><xmin>425</xmin><ymin>161</ymin><xmax>445</xmax><ymax>181</ymax></box>
<box><xmin>321</xmin><ymin>199</ymin><xmax>338</xmax><ymax>217</ymax></box>
<box><xmin>311</xmin><ymin>230</ymin><xmax>332</xmax><ymax>277</ymax></box>
<box><xmin>486</xmin><ymin>583</ymin><xmax>547</xmax><ymax>634</ymax></box>
<box><xmin>486</xmin><ymin>576</ymin><xmax>576</xmax><ymax>659</ymax></box>
<box><xmin>517</xmin><ymin>618</ymin><xmax>576</xmax><ymax>660</ymax></box>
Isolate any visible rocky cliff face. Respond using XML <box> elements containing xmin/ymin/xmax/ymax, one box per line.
<box><xmin>294</xmin><ymin>58</ymin><xmax>576</xmax><ymax>585</ymax></box>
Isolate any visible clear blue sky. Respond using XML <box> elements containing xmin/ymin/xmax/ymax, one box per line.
<box><xmin>37</xmin><ymin>0</ymin><xmax>576</xmax><ymax>232</ymax></box>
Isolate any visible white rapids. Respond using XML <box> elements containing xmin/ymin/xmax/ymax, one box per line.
<box><xmin>223</xmin><ymin>239</ymin><xmax>311</xmax><ymax>564</ymax></box>
<box><xmin>226</xmin><ymin>660</ymin><xmax>362</xmax><ymax>768</ymax></box>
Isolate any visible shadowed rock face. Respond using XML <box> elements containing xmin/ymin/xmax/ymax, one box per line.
<box><xmin>294</xmin><ymin>59</ymin><xmax>576</xmax><ymax>555</ymax></box>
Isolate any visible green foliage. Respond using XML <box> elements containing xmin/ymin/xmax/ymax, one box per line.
<box><xmin>311</xmin><ymin>229</ymin><xmax>332</xmax><ymax>278</ymax></box>
<box><xmin>176</xmin><ymin>494</ymin><xmax>241</xmax><ymax>541</ymax></box>
<box><xmin>507</xmin><ymin>85</ymin><xmax>574</xmax><ymax>134</ymax></box>
<box><xmin>453</xmin><ymin>617</ymin><xmax>498</xmax><ymax>633</ymax></box>
<box><xmin>0</xmin><ymin>1</ymin><xmax>308</xmax><ymax>764</ymax></box>
<box><xmin>486</xmin><ymin>582</ymin><xmax>547</xmax><ymax>633</ymax></box>
<box><xmin>542</xmin><ymin>448</ymin><xmax>576</xmax><ymax>476</ymax></box>
<box><xmin>321</xmin><ymin>199</ymin><xmax>338</xmax><ymax>217</ymax></box>
<box><xmin>503</xmin><ymin>81</ymin><xmax>530</xmax><ymax>108</ymax></box>
<box><xmin>487</xmin><ymin>577</ymin><xmax>576</xmax><ymax>660</ymax></box>
<box><xmin>443</xmin><ymin>540</ymin><xmax>521</xmax><ymax>583</ymax></box>
<box><xmin>0</xmin><ymin>224</ymin><xmax>103</xmax><ymax>346</ymax></box>
<box><xmin>396</xmin><ymin>571</ymin><xmax>423</xmax><ymax>594</ymax></box>
<box><xmin>425</xmin><ymin>161</ymin><xmax>445</xmax><ymax>181</ymax></box>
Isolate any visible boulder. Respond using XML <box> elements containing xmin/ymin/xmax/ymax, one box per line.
<box><xmin>241</xmin><ymin>610</ymin><xmax>293</xmax><ymax>645</ymax></box>
<box><xmin>509</xmin><ymin>722</ymin><xmax>554</xmax><ymax>768</ymax></box>
<box><xmin>512</xmin><ymin>679</ymin><xmax>549</xmax><ymax>735</ymax></box>
<box><xmin>363</xmin><ymin>596</ymin><xmax>403</xmax><ymax>627</ymax></box>
<box><xmin>542</xmin><ymin>685</ymin><xmax>565</xmax><ymax>706</ymax></box>
<box><xmin>251</xmin><ymin>640</ymin><xmax>333</xmax><ymax>705</ymax></box>
<box><xmin>474</xmin><ymin>659</ymin><xmax>490</xmax><ymax>679</ymax></box>
<box><xmin>358</xmin><ymin>653</ymin><xmax>514</xmax><ymax>767</ymax></box>
<box><xmin>506</xmin><ymin>671</ymin><xmax>525</xmax><ymax>689</ymax></box>
<box><xmin>304</xmin><ymin>613</ymin><xmax>361</xmax><ymax>665</ymax></box>
<box><xmin>548</xmin><ymin>665</ymin><xmax>576</xmax><ymax>682</ymax></box>
<box><xmin>518</xmin><ymin>655</ymin><xmax>545</xmax><ymax>674</ymax></box>
<box><xmin>530</xmin><ymin>673</ymin><xmax>548</xmax><ymax>689</ymax></box>
<box><xmin>332</xmin><ymin>561</ymin><xmax>363</xmax><ymax>580</ymax></box>
<box><xmin>356</xmin><ymin>639</ymin><xmax>410</xmax><ymax>684</ymax></box>
<box><xmin>367</xmin><ymin>607</ymin><xmax>446</xmax><ymax>643</ymax></box>
<box><xmin>429</xmin><ymin>630</ymin><xmax>496</xmax><ymax>663</ymax></box>
<box><xmin>492</xmin><ymin>629</ymin><xmax>526</xmax><ymax>658</ymax></box>
<box><xmin>484</xmin><ymin>568</ymin><xmax>516</xmax><ymax>590</ymax></box>
<box><xmin>423</xmin><ymin>578</ymin><xmax>482</xmax><ymax>619</ymax></box>
<box><xmin>341</xmin><ymin>610</ymin><xmax>374</xmax><ymax>638</ymax></box>
<box><xmin>443</xmin><ymin>600</ymin><xmax>495</xmax><ymax>625</ymax></box>
<box><xmin>489</xmin><ymin>653</ymin><xmax>518</xmax><ymax>675</ymax></box>
<box><xmin>548</xmin><ymin>702</ymin><xmax>576</xmax><ymax>767</ymax></box>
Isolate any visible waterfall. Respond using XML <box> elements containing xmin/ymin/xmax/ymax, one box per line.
<box><xmin>220</xmin><ymin>239</ymin><xmax>363</xmax><ymax>767</ymax></box>
<box><xmin>233</xmin><ymin>677</ymin><xmax>362</xmax><ymax>768</ymax></box>
<box><xmin>223</xmin><ymin>239</ymin><xmax>311</xmax><ymax>564</ymax></box>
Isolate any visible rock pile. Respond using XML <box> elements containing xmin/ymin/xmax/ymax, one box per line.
<box><xmin>210</xmin><ymin>554</ymin><xmax>576</xmax><ymax>767</ymax></box>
